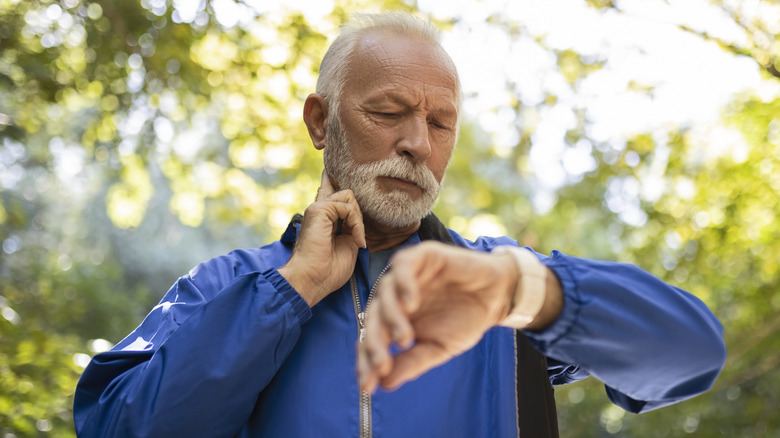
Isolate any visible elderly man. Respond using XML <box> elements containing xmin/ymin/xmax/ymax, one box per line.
<box><xmin>74</xmin><ymin>12</ymin><xmax>726</xmax><ymax>438</ymax></box>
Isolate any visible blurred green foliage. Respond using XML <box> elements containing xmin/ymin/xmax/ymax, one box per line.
<box><xmin>1</xmin><ymin>0</ymin><xmax>779</xmax><ymax>436</ymax></box>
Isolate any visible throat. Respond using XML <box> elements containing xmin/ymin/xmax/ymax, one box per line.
<box><xmin>364</xmin><ymin>216</ymin><xmax>420</xmax><ymax>253</ymax></box>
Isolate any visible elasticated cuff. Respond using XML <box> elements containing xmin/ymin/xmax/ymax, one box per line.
<box><xmin>262</xmin><ymin>268</ymin><xmax>313</xmax><ymax>324</ymax></box>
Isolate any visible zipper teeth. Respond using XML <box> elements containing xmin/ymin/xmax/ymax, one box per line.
<box><xmin>351</xmin><ymin>275</ymin><xmax>361</xmax><ymax>327</ymax></box>
<box><xmin>353</xmin><ymin>264</ymin><xmax>391</xmax><ymax>438</ymax></box>
<box><xmin>353</xmin><ymin>264</ymin><xmax>392</xmax><ymax>333</ymax></box>
<box><xmin>366</xmin><ymin>264</ymin><xmax>391</xmax><ymax>309</ymax></box>
<box><xmin>361</xmin><ymin>391</ymin><xmax>371</xmax><ymax>438</ymax></box>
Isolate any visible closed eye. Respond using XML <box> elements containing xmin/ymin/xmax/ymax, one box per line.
<box><xmin>429</xmin><ymin>119</ymin><xmax>451</xmax><ymax>130</ymax></box>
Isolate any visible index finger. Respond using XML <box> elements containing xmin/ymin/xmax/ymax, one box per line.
<box><xmin>316</xmin><ymin>170</ymin><xmax>336</xmax><ymax>201</ymax></box>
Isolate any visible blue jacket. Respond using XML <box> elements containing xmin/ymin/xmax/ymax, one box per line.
<box><xmin>74</xmin><ymin>219</ymin><xmax>726</xmax><ymax>437</ymax></box>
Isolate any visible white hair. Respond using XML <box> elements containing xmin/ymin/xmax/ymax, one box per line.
<box><xmin>316</xmin><ymin>12</ymin><xmax>460</xmax><ymax>117</ymax></box>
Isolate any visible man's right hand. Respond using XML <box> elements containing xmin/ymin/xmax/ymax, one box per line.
<box><xmin>278</xmin><ymin>171</ymin><xmax>367</xmax><ymax>307</ymax></box>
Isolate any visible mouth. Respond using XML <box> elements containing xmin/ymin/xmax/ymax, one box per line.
<box><xmin>380</xmin><ymin>175</ymin><xmax>421</xmax><ymax>191</ymax></box>
<box><xmin>391</xmin><ymin>176</ymin><xmax>417</xmax><ymax>186</ymax></box>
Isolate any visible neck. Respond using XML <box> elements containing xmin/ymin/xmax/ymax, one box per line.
<box><xmin>363</xmin><ymin>215</ymin><xmax>420</xmax><ymax>253</ymax></box>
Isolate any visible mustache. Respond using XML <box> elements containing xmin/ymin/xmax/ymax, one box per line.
<box><xmin>359</xmin><ymin>155</ymin><xmax>439</xmax><ymax>192</ymax></box>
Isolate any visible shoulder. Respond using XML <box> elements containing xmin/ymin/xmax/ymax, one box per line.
<box><xmin>187</xmin><ymin>240</ymin><xmax>292</xmax><ymax>293</ymax></box>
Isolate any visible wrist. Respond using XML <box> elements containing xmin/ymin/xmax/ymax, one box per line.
<box><xmin>491</xmin><ymin>246</ymin><xmax>548</xmax><ymax>329</ymax></box>
<box><xmin>277</xmin><ymin>264</ymin><xmax>324</xmax><ymax>307</ymax></box>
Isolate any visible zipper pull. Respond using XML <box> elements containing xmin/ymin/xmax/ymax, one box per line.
<box><xmin>358</xmin><ymin>312</ymin><xmax>367</xmax><ymax>343</ymax></box>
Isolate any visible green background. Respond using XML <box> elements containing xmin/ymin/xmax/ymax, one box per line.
<box><xmin>1</xmin><ymin>0</ymin><xmax>779</xmax><ymax>436</ymax></box>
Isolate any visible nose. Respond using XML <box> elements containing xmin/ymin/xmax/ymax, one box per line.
<box><xmin>395</xmin><ymin>116</ymin><xmax>431</xmax><ymax>162</ymax></box>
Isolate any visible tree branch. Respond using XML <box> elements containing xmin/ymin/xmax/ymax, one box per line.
<box><xmin>600</xmin><ymin>1</ymin><xmax>780</xmax><ymax>82</ymax></box>
<box><xmin>676</xmin><ymin>22</ymin><xmax>780</xmax><ymax>81</ymax></box>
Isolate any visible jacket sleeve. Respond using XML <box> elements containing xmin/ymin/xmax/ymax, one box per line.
<box><xmin>73</xmin><ymin>259</ymin><xmax>311</xmax><ymax>437</ymax></box>
<box><xmin>525</xmin><ymin>250</ymin><xmax>726</xmax><ymax>413</ymax></box>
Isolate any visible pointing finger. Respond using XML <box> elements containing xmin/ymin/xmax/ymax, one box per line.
<box><xmin>357</xmin><ymin>343</ymin><xmax>380</xmax><ymax>393</ymax></box>
<box><xmin>316</xmin><ymin>170</ymin><xmax>336</xmax><ymax>201</ymax></box>
<box><xmin>375</xmin><ymin>272</ymin><xmax>415</xmax><ymax>349</ymax></box>
<box><xmin>386</xmin><ymin>252</ymin><xmax>424</xmax><ymax>314</ymax></box>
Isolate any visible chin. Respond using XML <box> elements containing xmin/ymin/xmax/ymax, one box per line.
<box><xmin>362</xmin><ymin>195</ymin><xmax>431</xmax><ymax>229</ymax></box>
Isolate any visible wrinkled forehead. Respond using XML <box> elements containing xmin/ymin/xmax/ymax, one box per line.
<box><xmin>346</xmin><ymin>30</ymin><xmax>461</xmax><ymax>104</ymax></box>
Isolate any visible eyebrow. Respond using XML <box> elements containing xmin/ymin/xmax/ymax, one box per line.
<box><xmin>428</xmin><ymin>107</ymin><xmax>458</xmax><ymax>119</ymax></box>
<box><xmin>364</xmin><ymin>91</ymin><xmax>458</xmax><ymax>117</ymax></box>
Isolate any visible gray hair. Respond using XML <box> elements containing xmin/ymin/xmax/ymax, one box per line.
<box><xmin>316</xmin><ymin>12</ymin><xmax>460</xmax><ymax>117</ymax></box>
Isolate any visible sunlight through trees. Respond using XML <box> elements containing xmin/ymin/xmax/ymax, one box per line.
<box><xmin>1</xmin><ymin>0</ymin><xmax>779</xmax><ymax>436</ymax></box>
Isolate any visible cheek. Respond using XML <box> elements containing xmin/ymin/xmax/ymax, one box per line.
<box><xmin>355</xmin><ymin>133</ymin><xmax>405</xmax><ymax>165</ymax></box>
<box><xmin>349</xmin><ymin>133</ymin><xmax>392</xmax><ymax>164</ymax></box>
<box><xmin>429</xmin><ymin>147</ymin><xmax>454</xmax><ymax>182</ymax></box>
<box><xmin>341</xmin><ymin>115</ymin><xmax>395</xmax><ymax>163</ymax></box>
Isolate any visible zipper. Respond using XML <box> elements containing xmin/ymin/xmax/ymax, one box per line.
<box><xmin>351</xmin><ymin>264</ymin><xmax>391</xmax><ymax>438</ymax></box>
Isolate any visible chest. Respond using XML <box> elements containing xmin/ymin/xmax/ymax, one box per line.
<box><xmin>246</xmin><ymin>277</ymin><xmax>519</xmax><ymax>437</ymax></box>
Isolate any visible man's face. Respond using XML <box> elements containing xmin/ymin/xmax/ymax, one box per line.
<box><xmin>324</xmin><ymin>31</ymin><xmax>459</xmax><ymax>229</ymax></box>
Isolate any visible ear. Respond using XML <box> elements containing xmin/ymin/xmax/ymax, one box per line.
<box><xmin>303</xmin><ymin>93</ymin><xmax>328</xmax><ymax>150</ymax></box>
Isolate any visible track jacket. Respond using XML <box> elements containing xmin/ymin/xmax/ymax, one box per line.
<box><xmin>73</xmin><ymin>215</ymin><xmax>726</xmax><ymax>437</ymax></box>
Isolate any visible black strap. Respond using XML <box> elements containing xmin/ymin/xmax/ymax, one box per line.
<box><xmin>419</xmin><ymin>213</ymin><xmax>559</xmax><ymax>438</ymax></box>
<box><xmin>515</xmin><ymin>332</ymin><xmax>559</xmax><ymax>437</ymax></box>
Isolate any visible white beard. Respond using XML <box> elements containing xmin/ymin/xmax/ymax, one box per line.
<box><xmin>323</xmin><ymin>112</ymin><xmax>442</xmax><ymax>228</ymax></box>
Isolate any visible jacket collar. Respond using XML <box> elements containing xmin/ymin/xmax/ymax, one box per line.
<box><xmin>280</xmin><ymin>213</ymin><xmax>456</xmax><ymax>246</ymax></box>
